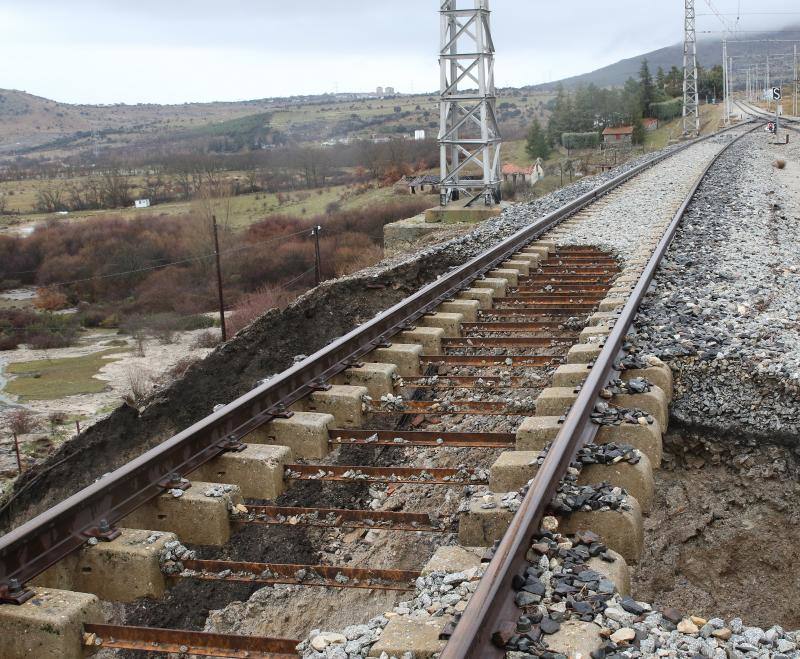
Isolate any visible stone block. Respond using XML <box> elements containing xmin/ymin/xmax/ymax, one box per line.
<box><xmin>559</xmin><ymin>496</ymin><xmax>644</xmax><ymax>563</ymax></box>
<box><xmin>122</xmin><ymin>481</ymin><xmax>242</xmax><ymax>546</ymax></box>
<box><xmin>588</xmin><ymin>549</ymin><xmax>631</xmax><ymax>596</ymax></box>
<box><xmin>566</xmin><ymin>343</ymin><xmax>603</xmax><ymax>364</ymax></box>
<box><xmin>487</xmin><ymin>268</ymin><xmax>519</xmax><ymax>287</ymax></box>
<box><xmin>369</xmin><ymin>616</ymin><xmax>450</xmax><ymax>658</ymax></box>
<box><xmin>587</xmin><ymin>311</ymin><xmax>620</xmax><ymax>327</ymax></box>
<box><xmin>394</xmin><ymin>327</ymin><xmax>444</xmax><ymax>354</ymax></box>
<box><xmin>34</xmin><ymin>528</ymin><xmax>176</xmax><ymax>602</ymax></box>
<box><xmin>474</xmin><ymin>277</ymin><xmax>508</xmax><ymax>296</ymax></box>
<box><xmin>458</xmin><ymin>494</ymin><xmax>514</xmax><ymax>546</ymax></box>
<box><xmin>597</xmin><ymin>421</ymin><xmax>663</xmax><ymax>467</ymax></box>
<box><xmin>622</xmin><ymin>358</ymin><xmax>673</xmax><ymax>400</ymax></box>
<box><xmin>248</xmin><ymin>412</ymin><xmax>332</xmax><ymax>460</ymax></box>
<box><xmin>515</xmin><ymin>416</ymin><xmax>563</xmax><ymax>452</ymax></box>
<box><xmin>458</xmin><ymin>287</ymin><xmax>494</xmax><ymax>310</ymax></box>
<box><xmin>334</xmin><ymin>363</ymin><xmax>397</xmax><ymax>400</ymax></box>
<box><xmin>438</xmin><ymin>299</ymin><xmax>480</xmax><ymax>323</ymax></box>
<box><xmin>579</xmin><ymin>452</ymin><xmax>654</xmax><ymax>513</ymax></box>
<box><xmin>551</xmin><ymin>363</ymin><xmax>593</xmax><ymax>388</ymax></box>
<box><xmin>370</xmin><ymin>343</ymin><xmax>423</xmax><ymax>377</ymax></box>
<box><xmin>598</xmin><ymin>298</ymin><xmax>626</xmax><ymax>312</ymax></box>
<box><xmin>489</xmin><ymin>450</ymin><xmax>539</xmax><ymax>493</ymax></box>
<box><xmin>501</xmin><ymin>260</ymin><xmax>530</xmax><ymax>276</ymax></box>
<box><xmin>303</xmin><ymin>385</ymin><xmax>368</xmax><ymax>428</ymax></box>
<box><xmin>194</xmin><ymin>444</ymin><xmax>292</xmax><ymax>500</ymax></box>
<box><xmin>0</xmin><ymin>588</ymin><xmax>103</xmax><ymax>659</ymax></box>
<box><xmin>580</xmin><ymin>325</ymin><xmax>611</xmax><ymax>341</ymax></box>
<box><xmin>419</xmin><ymin>312</ymin><xmax>464</xmax><ymax>338</ymax></box>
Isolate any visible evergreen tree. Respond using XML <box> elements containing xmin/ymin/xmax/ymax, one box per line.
<box><xmin>546</xmin><ymin>84</ymin><xmax>572</xmax><ymax>146</ymax></box>
<box><xmin>639</xmin><ymin>59</ymin><xmax>655</xmax><ymax>117</ymax></box>
<box><xmin>656</xmin><ymin>66</ymin><xmax>666</xmax><ymax>92</ymax></box>
<box><xmin>666</xmin><ymin>66</ymin><xmax>683</xmax><ymax>97</ymax></box>
<box><xmin>525</xmin><ymin>118</ymin><xmax>550</xmax><ymax>159</ymax></box>
<box><xmin>632</xmin><ymin>118</ymin><xmax>646</xmax><ymax>145</ymax></box>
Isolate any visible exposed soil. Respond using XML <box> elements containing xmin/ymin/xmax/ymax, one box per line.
<box><xmin>633</xmin><ymin>425</ymin><xmax>800</xmax><ymax>630</ymax></box>
<box><xmin>0</xmin><ymin>260</ymin><xmax>445</xmax><ymax>530</ymax></box>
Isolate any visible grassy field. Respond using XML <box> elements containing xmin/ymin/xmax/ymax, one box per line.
<box><xmin>0</xmin><ymin>178</ymin><xmax>435</xmax><ymax>231</ymax></box>
<box><xmin>4</xmin><ymin>348</ymin><xmax>128</xmax><ymax>400</ymax></box>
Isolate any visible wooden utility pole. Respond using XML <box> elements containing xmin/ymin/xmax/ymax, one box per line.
<box><xmin>212</xmin><ymin>215</ymin><xmax>227</xmax><ymax>342</ymax></box>
<box><xmin>11</xmin><ymin>431</ymin><xmax>22</xmax><ymax>474</ymax></box>
<box><xmin>312</xmin><ymin>226</ymin><xmax>322</xmax><ymax>285</ymax></box>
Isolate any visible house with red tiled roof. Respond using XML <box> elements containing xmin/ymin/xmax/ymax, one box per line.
<box><xmin>501</xmin><ymin>160</ymin><xmax>543</xmax><ymax>184</ymax></box>
<box><xmin>602</xmin><ymin>126</ymin><xmax>634</xmax><ymax>145</ymax></box>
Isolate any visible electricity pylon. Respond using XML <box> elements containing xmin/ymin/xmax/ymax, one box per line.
<box><xmin>683</xmin><ymin>0</ymin><xmax>701</xmax><ymax>135</ymax></box>
<box><xmin>438</xmin><ymin>0</ymin><xmax>502</xmax><ymax>206</ymax></box>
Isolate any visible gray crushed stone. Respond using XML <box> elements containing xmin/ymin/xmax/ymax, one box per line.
<box><xmin>634</xmin><ymin>129</ymin><xmax>800</xmax><ymax>441</ymax></box>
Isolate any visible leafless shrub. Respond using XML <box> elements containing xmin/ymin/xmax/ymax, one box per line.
<box><xmin>191</xmin><ymin>330</ymin><xmax>219</xmax><ymax>349</ymax></box>
<box><xmin>125</xmin><ymin>367</ymin><xmax>152</xmax><ymax>406</ymax></box>
<box><xmin>228</xmin><ymin>285</ymin><xmax>295</xmax><ymax>336</ymax></box>
<box><xmin>7</xmin><ymin>409</ymin><xmax>38</xmax><ymax>435</ymax></box>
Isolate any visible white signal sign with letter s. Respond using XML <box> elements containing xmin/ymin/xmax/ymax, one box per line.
<box><xmin>772</xmin><ymin>87</ymin><xmax>782</xmax><ymax>101</ymax></box>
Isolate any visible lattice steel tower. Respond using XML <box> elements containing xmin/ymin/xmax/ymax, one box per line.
<box><xmin>683</xmin><ymin>0</ymin><xmax>700</xmax><ymax>135</ymax></box>
<box><xmin>439</xmin><ymin>0</ymin><xmax>502</xmax><ymax>206</ymax></box>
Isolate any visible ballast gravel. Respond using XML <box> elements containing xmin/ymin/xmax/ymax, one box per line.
<box><xmin>634</xmin><ymin>129</ymin><xmax>800</xmax><ymax>441</ymax></box>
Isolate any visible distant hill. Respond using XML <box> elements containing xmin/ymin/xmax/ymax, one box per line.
<box><xmin>531</xmin><ymin>25</ymin><xmax>800</xmax><ymax>91</ymax></box>
<box><xmin>0</xmin><ymin>89</ymin><xmax>278</xmax><ymax>155</ymax></box>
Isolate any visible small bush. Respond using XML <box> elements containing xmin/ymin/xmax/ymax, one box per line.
<box><xmin>192</xmin><ymin>330</ymin><xmax>219</xmax><ymax>349</ymax></box>
<box><xmin>0</xmin><ymin>334</ymin><xmax>20</xmax><ymax>351</ymax></box>
<box><xmin>7</xmin><ymin>409</ymin><xmax>38</xmax><ymax>435</ymax></box>
<box><xmin>228</xmin><ymin>285</ymin><xmax>294</xmax><ymax>336</ymax></box>
<box><xmin>651</xmin><ymin>98</ymin><xmax>683</xmax><ymax>121</ymax></box>
<box><xmin>166</xmin><ymin>356</ymin><xmax>198</xmax><ymax>380</ymax></box>
<box><xmin>562</xmin><ymin>132</ymin><xmax>600</xmax><ymax>150</ymax></box>
<box><xmin>34</xmin><ymin>287</ymin><xmax>69</xmax><ymax>311</ymax></box>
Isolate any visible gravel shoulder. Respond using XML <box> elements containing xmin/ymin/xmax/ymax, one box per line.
<box><xmin>634</xmin><ymin>129</ymin><xmax>800</xmax><ymax>441</ymax></box>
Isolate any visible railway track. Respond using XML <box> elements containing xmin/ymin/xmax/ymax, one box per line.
<box><xmin>735</xmin><ymin>99</ymin><xmax>800</xmax><ymax>132</ymax></box>
<box><xmin>0</xmin><ymin>121</ymin><xmax>759</xmax><ymax>659</ymax></box>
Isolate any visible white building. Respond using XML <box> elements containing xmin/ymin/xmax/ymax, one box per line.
<box><xmin>134</xmin><ymin>199</ymin><xmax>151</xmax><ymax>209</ymax></box>
<box><xmin>385</xmin><ymin>86</ymin><xmax>396</xmax><ymax>95</ymax></box>
<box><xmin>414</xmin><ymin>130</ymin><xmax>426</xmax><ymax>141</ymax></box>
<box><xmin>376</xmin><ymin>86</ymin><xmax>384</xmax><ymax>96</ymax></box>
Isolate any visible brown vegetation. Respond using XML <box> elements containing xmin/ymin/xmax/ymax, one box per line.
<box><xmin>0</xmin><ymin>196</ymin><xmax>431</xmax><ymax>338</ymax></box>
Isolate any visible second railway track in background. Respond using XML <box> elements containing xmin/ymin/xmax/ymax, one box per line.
<box><xmin>0</xmin><ymin>120</ymin><xmax>761</xmax><ymax>659</ymax></box>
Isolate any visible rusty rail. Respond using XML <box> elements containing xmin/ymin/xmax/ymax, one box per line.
<box><xmin>0</xmin><ymin>122</ymin><xmax>751</xmax><ymax>602</ymax></box>
<box><xmin>83</xmin><ymin>623</ymin><xmax>298</xmax><ymax>658</ymax></box>
<box><xmin>440</xmin><ymin>123</ymin><xmax>759</xmax><ymax>658</ymax></box>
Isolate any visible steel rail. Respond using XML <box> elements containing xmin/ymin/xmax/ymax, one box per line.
<box><xmin>735</xmin><ymin>100</ymin><xmax>800</xmax><ymax>132</ymax></box>
<box><xmin>440</xmin><ymin>122</ymin><xmax>760</xmax><ymax>658</ymax></box>
<box><xmin>0</xmin><ymin>123</ymin><xmax>749</xmax><ymax>602</ymax></box>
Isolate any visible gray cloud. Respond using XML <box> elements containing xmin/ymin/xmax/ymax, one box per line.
<box><xmin>0</xmin><ymin>0</ymin><xmax>797</xmax><ymax>104</ymax></box>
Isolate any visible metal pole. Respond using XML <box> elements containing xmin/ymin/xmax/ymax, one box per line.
<box><xmin>722</xmin><ymin>39</ymin><xmax>730</xmax><ymax>125</ymax></box>
<box><xmin>12</xmin><ymin>432</ymin><xmax>22</xmax><ymax>475</ymax></box>
<box><xmin>211</xmin><ymin>214</ymin><xmax>227</xmax><ymax>342</ymax></box>
<box><xmin>312</xmin><ymin>226</ymin><xmax>322</xmax><ymax>286</ymax></box>
<box><xmin>795</xmin><ymin>44</ymin><xmax>798</xmax><ymax>116</ymax></box>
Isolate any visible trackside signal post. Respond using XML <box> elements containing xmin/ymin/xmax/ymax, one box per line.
<box><xmin>438</xmin><ymin>0</ymin><xmax>502</xmax><ymax>206</ymax></box>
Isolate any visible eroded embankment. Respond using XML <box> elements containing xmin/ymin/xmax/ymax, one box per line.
<box><xmin>0</xmin><ymin>144</ymin><xmax>684</xmax><ymax>532</ymax></box>
<box><xmin>634</xmin><ymin>425</ymin><xmax>800</xmax><ymax>631</ymax></box>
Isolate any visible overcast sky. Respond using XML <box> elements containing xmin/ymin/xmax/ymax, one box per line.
<box><xmin>1</xmin><ymin>1</ymin><xmax>798</xmax><ymax>104</ymax></box>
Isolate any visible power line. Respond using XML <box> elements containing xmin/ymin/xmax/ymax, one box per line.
<box><xmin>1</xmin><ymin>227</ymin><xmax>314</xmax><ymax>285</ymax></box>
